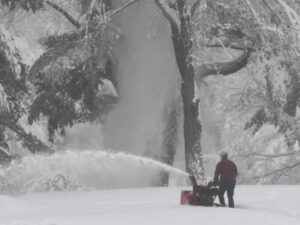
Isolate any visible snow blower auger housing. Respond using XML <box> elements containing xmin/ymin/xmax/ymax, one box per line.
<box><xmin>180</xmin><ymin>176</ymin><xmax>219</xmax><ymax>206</ymax></box>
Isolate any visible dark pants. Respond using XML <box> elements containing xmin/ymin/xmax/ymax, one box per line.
<box><xmin>218</xmin><ymin>180</ymin><xmax>236</xmax><ymax>208</ymax></box>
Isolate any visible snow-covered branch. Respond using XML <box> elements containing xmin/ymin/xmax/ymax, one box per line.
<box><xmin>276</xmin><ymin>0</ymin><xmax>300</xmax><ymax>25</ymax></box>
<box><xmin>45</xmin><ymin>0</ymin><xmax>81</xmax><ymax>29</ymax></box>
<box><xmin>109</xmin><ymin>0</ymin><xmax>141</xmax><ymax>18</ymax></box>
<box><xmin>205</xmin><ymin>37</ymin><xmax>253</xmax><ymax>50</ymax></box>
<box><xmin>47</xmin><ymin>0</ymin><xmax>141</xmax><ymax>30</ymax></box>
<box><xmin>252</xmin><ymin>162</ymin><xmax>300</xmax><ymax>180</ymax></box>
<box><xmin>155</xmin><ymin>0</ymin><xmax>180</xmax><ymax>32</ymax></box>
<box><xmin>242</xmin><ymin>151</ymin><xmax>300</xmax><ymax>159</ymax></box>
<box><xmin>0</xmin><ymin>118</ymin><xmax>53</xmax><ymax>154</ymax></box>
<box><xmin>195</xmin><ymin>49</ymin><xmax>251</xmax><ymax>78</ymax></box>
<box><xmin>191</xmin><ymin>0</ymin><xmax>201</xmax><ymax>17</ymax></box>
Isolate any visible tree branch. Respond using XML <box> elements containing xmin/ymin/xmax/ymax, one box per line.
<box><xmin>45</xmin><ymin>0</ymin><xmax>81</xmax><ymax>29</ymax></box>
<box><xmin>205</xmin><ymin>37</ymin><xmax>253</xmax><ymax>50</ymax></box>
<box><xmin>195</xmin><ymin>49</ymin><xmax>251</xmax><ymax>78</ymax></box>
<box><xmin>0</xmin><ymin>118</ymin><xmax>53</xmax><ymax>154</ymax></box>
<box><xmin>252</xmin><ymin>162</ymin><xmax>300</xmax><ymax>180</ymax></box>
<box><xmin>109</xmin><ymin>0</ymin><xmax>141</xmax><ymax>18</ymax></box>
<box><xmin>262</xmin><ymin>0</ymin><xmax>274</xmax><ymax>13</ymax></box>
<box><xmin>191</xmin><ymin>0</ymin><xmax>201</xmax><ymax>17</ymax></box>
<box><xmin>155</xmin><ymin>0</ymin><xmax>180</xmax><ymax>32</ymax></box>
<box><xmin>254</xmin><ymin>151</ymin><xmax>300</xmax><ymax>158</ymax></box>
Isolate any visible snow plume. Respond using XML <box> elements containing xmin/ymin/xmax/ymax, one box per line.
<box><xmin>103</xmin><ymin>0</ymin><xmax>179</xmax><ymax>156</ymax></box>
<box><xmin>0</xmin><ymin>150</ymin><xmax>188</xmax><ymax>194</ymax></box>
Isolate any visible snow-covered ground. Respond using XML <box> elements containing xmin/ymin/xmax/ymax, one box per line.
<box><xmin>0</xmin><ymin>186</ymin><xmax>299</xmax><ymax>225</ymax></box>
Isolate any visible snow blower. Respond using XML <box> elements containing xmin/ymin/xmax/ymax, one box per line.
<box><xmin>180</xmin><ymin>176</ymin><xmax>219</xmax><ymax>206</ymax></box>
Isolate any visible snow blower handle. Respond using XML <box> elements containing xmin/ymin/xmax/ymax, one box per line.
<box><xmin>208</xmin><ymin>181</ymin><xmax>219</xmax><ymax>187</ymax></box>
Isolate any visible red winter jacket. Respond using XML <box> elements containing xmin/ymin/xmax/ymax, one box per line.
<box><xmin>214</xmin><ymin>158</ymin><xmax>238</xmax><ymax>182</ymax></box>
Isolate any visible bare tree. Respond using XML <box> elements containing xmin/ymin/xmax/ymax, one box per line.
<box><xmin>154</xmin><ymin>0</ymin><xmax>252</xmax><ymax>179</ymax></box>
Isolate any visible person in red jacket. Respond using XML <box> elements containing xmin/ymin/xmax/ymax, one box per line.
<box><xmin>213</xmin><ymin>151</ymin><xmax>238</xmax><ymax>208</ymax></box>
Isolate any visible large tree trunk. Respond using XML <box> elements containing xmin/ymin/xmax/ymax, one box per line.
<box><xmin>169</xmin><ymin>2</ymin><xmax>205</xmax><ymax>180</ymax></box>
<box><xmin>284</xmin><ymin>67</ymin><xmax>300</xmax><ymax>117</ymax></box>
<box><xmin>154</xmin><ymin>0</ymin><xmax>252</xmax><ymax>181</ymax></box>
<box><xmin>180</xmin><ymin>74</ymin><xmax>204</xmax><ymax>179</ymax></box>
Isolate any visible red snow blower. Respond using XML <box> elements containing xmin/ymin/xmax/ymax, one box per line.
<box><xmin>180</xmin><ymin>176</ymin><xmax>219</xmax><ymax>206</ymax></box>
